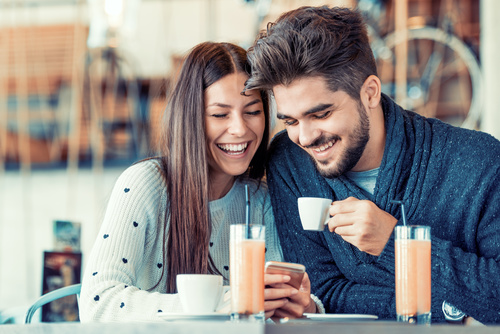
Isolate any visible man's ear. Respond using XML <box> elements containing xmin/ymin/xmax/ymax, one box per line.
<box><xmin>361</xmin><ymin>75</ymin><xmax>382</xmax><ymax>109</ymax></box>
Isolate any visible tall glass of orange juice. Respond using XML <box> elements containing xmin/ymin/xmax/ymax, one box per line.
<box><xmin>395</xmin><ymin>225</ymin><xmax>431</xmax><ymax>325</ymax></box>
<box><xmin>229</xmin><ymin>223</ymin><xmax>265</xmax><ymax>322</ymax></box>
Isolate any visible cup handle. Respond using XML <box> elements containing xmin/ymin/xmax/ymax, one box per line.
<box><xmin>323</xmin><ymin>201</ymin><xmax>332</xmax><ymax>227</ymax></box>
<box><xmin>323</xmin><ymin>211</ymin><xmax>331</xmax><ymax>227</ymax></box>
<box><xmin>215</xmin><ymin>286</ymin><xmax>231</xmax><ymax>313</ymax></box>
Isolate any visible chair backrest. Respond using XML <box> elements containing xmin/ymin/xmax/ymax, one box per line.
<box><xmin>24</xmin><ymin>283</ymin><xmax>81</xmax><ymax>324</ymax></box>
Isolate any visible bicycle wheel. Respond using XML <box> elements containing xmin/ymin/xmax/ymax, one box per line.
<box><xmin>375</xmin><ymin>27</ymin><xmax>482</xmax><ymax>129</ymax></box>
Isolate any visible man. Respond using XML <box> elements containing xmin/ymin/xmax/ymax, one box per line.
<box><xmin>245</xmin><ymin>6</ymin><xmax>500</xmax><ymax>324</ymax></box>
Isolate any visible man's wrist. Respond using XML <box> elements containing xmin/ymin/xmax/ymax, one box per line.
<box><xmin>305</xmin><ymin>298</ymin><xmax>317</xmax><ymax>314</ymax></box>
<box><xmin>309</xmin><ymin>294</ymin><xmax>325</xmax><ymax>314</ymax></box>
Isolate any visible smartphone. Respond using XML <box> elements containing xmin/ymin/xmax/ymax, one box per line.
<box><xmin>265</xmin><ymin>261</ymin><xmax>306</xmax><ymax>289</ymax></box>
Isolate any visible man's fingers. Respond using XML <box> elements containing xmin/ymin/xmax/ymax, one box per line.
<box><xmin>330</xmin><ymin>203</ymin><xmax>357</xmax><ymax>215</ymax></box>
<box><xmin>328</xmin><ymin>212</ymin><xmax>356</xmax><ymax>232</ymax></box>
<box><xmin>328</xmin><ymin>212</ymin><xmax>356</xmax><ymax>227</ymax></box>
<box><xmin>330</xmin><ymin>224</ymin><xmax>356</xmax><ymax>236</ymax></box>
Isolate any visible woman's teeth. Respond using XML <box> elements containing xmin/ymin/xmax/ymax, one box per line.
<box><xmin>314</xmin><ymin>140</ymin><xmax>335</xmax><ymax>153</ymax></box>
<box><xmin>217</xmin><ymin>143</ymin><xmax>248</xmax><ymax>155</ymax></box>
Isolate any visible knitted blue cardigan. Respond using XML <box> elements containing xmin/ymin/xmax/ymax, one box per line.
<box><xmin>267</xmin><ymin>94</ymin><xmax>500</xmax><ymax>324</ymax></box>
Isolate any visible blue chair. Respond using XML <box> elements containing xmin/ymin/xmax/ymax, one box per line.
<box><xmin>24</xmin><ymin>283</ymin><xmax>81</xmax><ymax>324</ymax></box>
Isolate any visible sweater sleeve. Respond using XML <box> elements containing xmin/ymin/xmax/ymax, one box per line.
<box><xmin>438</xmin><ymin>176</ymin><xmax>499</xmax><ymax>323</ymax></box>
<box><xmin>79</xmin><ymin>161</ymin><xmax>183</xmax><ymax>322</ymax></box>
<box><xmin>431</xmin><ymin>162</ymin><xmax>500</xmax><ymax>323</ymax></box>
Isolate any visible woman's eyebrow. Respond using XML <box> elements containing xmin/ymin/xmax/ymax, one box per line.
<box><xmin>206</xmin><ymin>102</ymin><xmax>231</xmax><ymax>108</ymax></box>
<box><xmin>207</xmin><ymin>99</ymin><xmax>261</xmax><ymax>109</ymax></box>
<box><xmin>244</xmin><ymin>99</ymin><xmax>262</xmax><ymax>108</ymax></box>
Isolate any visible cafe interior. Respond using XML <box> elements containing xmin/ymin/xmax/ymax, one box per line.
<box><xmin>1</xmin><ymin>0</ymin><xmax>499</xmax><ymax>331</ymax></box>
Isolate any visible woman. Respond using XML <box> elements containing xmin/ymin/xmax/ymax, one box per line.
<box><xmin>79</xmin><ymin>42</ymin><xmax>320</xmax><ymax>322</ymax></box>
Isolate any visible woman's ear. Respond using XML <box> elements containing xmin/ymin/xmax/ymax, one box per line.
<box><xmin>361</xmin><ymin>75</ymin><xmax>382</xmax><ymax>109</ymax></box>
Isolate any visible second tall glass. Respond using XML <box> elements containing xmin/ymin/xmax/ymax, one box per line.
<box><xmin>229</xmin><ymin>223</ymin><xmax>265</xmax><ymax>322</ymax></box>
<box><xmin>395</xmin><ymin>225</ymin><xmax>432</xmax><ymax>325</ymax></box>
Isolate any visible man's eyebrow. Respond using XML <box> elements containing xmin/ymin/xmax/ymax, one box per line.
<box><xmin>303</xmin><ymin>103</ymin><xmax>334</xmax><ymax>116</ymax></box>
<box><xmin>276</xmin><ymin>113</ymin><xmax>288</xmax><ymax>120</ymax></box>
<box><xmin>276</xmin><ymin>103</ymin><xmax>334</xmax><ymax>120</ymax></box>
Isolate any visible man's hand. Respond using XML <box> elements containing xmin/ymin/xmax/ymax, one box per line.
<box><xmin>328</xmin><ymin>197</ymin><xmax>397</xmax><ymax>256</ymax></box>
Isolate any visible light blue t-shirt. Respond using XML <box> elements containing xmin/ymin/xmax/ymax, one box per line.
<box><xmin>345</xmin><ymin>167</ymin><xmax>380</xmax><ymax>199</ymax></box>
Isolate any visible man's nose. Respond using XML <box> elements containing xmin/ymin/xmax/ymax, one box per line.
<box><xmin>298</xmin><ymin>123</ymin><xmax>318</xmax><ymax>147</ymax></box>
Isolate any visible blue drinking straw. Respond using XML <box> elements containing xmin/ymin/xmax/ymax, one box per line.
<box><xmin>245</xmin><ymin>184</ymin><xmax>250</xmax><ymax>238</ymax></box>
<box><xmin>390</xmin><ymin>200</ymin><xmax>407</xmax><ymax>226</ymax></box>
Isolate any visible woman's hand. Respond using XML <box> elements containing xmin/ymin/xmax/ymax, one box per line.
<box><xmin>264</xmin><ymin>272</ymin><xmax>316</xmax><ymax>319</ymax></box>
<box><xmin>273</xmin><ymin>272</ymin><xmax>316</xmax><ymax>318</ymax></box>
<box><xmin>264</xmin><ymin>273</ymin><xmax>296</xmax><ymax>319</ymax></box>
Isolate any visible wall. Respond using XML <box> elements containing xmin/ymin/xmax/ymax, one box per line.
<box><xmin>0</xmin><ymin>167</ymin><xmax>123</xmax><ymax>322</ymax></box>
<box><xmin>480</xmin><ymin>0</ymin><xmax>500</xmax><ymax>139</ymax></box>
<box><xmin>0</xmin><ymin>0</ymin><xmax>261</xmax><ymax>78</ymax></box>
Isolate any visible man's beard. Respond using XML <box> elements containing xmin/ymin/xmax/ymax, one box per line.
<box><xmin>311</xmin><ymin>104</ymin><xmax>370</xmax><ymax>179</ymax></box>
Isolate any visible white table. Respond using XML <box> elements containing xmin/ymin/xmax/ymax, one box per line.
<box><xmin>1</xmin><ymin>320</ymin><xmax>499</xmax><ymax>334</ymax></box>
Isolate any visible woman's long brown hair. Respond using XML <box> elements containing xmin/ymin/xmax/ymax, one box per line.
<box><xmin>157</xmin><ymin>42</ymin><xmax>270</xmax><ymax>293</ymax></box>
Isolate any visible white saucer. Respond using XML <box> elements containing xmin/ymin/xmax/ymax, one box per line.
<box><xmin>303</xmin><ymin>313</ymin><xmax>378</xmax><ymax>322</ymax></box>
<box><xmin>158</xmin><ymin>312</ymin><xmax>230</xmax><ymax>322</ymax></box>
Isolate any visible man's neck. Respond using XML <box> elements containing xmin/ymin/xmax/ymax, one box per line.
<box><xmin>352</xmin><ymin>104</ymin><xmax>386</xmax><ymax>172</ymax></box>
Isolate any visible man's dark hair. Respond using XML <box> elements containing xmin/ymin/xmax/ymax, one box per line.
<box><xmin>245</xmin><ymin>6</ymin><xmax>377</xmax><ymax>101</ymax></box>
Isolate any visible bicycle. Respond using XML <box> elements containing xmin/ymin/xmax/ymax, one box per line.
<box><xmin>358</xmin><ymin>0</ymin><xmax>483</xmax><ymax>129</ymax></box>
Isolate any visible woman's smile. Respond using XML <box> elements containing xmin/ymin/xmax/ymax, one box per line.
<box><xmin>216</xmin><ymin>141</ymin><xmax>250</xmax><ymax>156</ymax></box>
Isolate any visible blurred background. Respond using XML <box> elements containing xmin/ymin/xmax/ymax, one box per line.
<box><xmin>0</xmin><ymin>0</ymin><xmax>499</xmax><ymax>324</ymax></box>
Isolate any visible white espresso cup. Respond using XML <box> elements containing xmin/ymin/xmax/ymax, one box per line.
<box><xmin>177</xmin><ymin>274</ymin><xmax>228</xmax><ymax>314</ymax></box>
<box><xmin>297</xmin><ymin>197</ymin><xmax>332</xmax><ymax>231</ymax></box>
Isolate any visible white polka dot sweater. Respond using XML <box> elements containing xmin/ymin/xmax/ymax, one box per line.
<box><xmin>79</xmin><ymin>159</ymin><xmax>283</xmax><ymax>322</ymax></box>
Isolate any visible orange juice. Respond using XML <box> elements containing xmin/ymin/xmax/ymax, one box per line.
<box><xmin>229</xmin><ymin>224</ymin><xmax>265</xmax><ymax>320</ymax></box>
<box><xmin>395</xmin><ymin>238</ymin><xmax>431</xmax><ymax>319</ymax></box>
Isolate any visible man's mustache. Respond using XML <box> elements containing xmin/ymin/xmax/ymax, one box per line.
<box><xmin>304</xmin><ymin>135</ymin><xmax>341</xmax><ymax>149</ymax></box>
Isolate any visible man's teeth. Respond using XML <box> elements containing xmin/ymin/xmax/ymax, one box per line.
<box><xmin>217</xmin><ymin>143</ymin><xmax>248</xmax><ymax>154</ymax></box>
<box><xmin>314</xmin><ymin>140</ymin><xmax>335</xmax><ymax>152</ymax></box>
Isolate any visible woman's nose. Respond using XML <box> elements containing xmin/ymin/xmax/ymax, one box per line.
<box><xmin>228</xmin><ymin>115</ymin><xmax>247</xmax><ymax>137</ymax></box>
